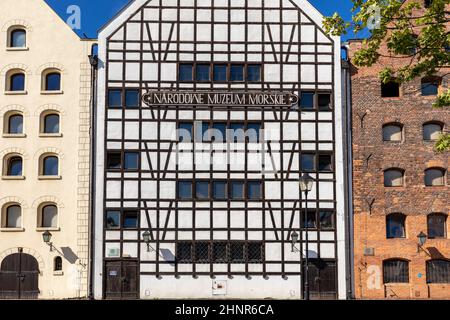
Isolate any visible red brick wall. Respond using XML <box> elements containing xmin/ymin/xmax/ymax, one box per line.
<box><xmin>349</xmin><ymin>1</ymin><xmax>450</xmax><ymax>298</ymax></box>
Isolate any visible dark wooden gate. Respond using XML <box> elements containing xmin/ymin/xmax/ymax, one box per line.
<box><xmin>104</xmin><ymin>260</ymin><xmax>138</xmax><ymax>299</ymax></box>
<box><xmin>304</xmin><ymin>259</ymin><xmax>337</xmax><ymax>300</ymax></box>
<box><xmin>0</xmin><ymin>253</ymin><xmax>39</xmax><ymax>299</ymax></box>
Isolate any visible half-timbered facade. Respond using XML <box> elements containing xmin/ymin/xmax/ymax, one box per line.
<box><xmin>94</xmin><ymin>0</ymin><xmax>347</xmax><ymax>299</ymax></box>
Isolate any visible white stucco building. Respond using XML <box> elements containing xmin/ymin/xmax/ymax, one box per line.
<box><xmin>94</xmin><ymin>0</ymin><xmax>347</xmax><ymax>299</ymax></box>
<box><xmin>0</xmin><ymin>0</ymin><xmax>96</xmax><ymax>299</ymax></box>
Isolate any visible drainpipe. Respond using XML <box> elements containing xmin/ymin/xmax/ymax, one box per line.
<box><xmin>88</xmin><ymin>45</ymin><xmax>98</xmax><ymax>300</ymax></box>
<box><xmin>341</xmin><ymin>44</ymin><xmax>355</xmax><ymax>300</ymax></box>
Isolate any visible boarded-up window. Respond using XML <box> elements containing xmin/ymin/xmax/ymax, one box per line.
<box><xmin>425</xmin><ymin>168</ymin><xmax>445</xmax><ymax>186</ymax></box>
<box><xmin>383</xmin><ymin>124</ymin><xmax>403</xmax><ymax>141</ymax></box>
<box><xmin>423</xmin><ymin>123</ymin><xmax>443</xmax><ymax>141</ymax></box>
<box><xmin>384</xmin><ymin>169</ymin><xmax>404</xmax><ymax>187</ymax></box>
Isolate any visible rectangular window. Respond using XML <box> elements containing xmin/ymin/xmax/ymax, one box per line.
<box><xmin>179</xmin><ymin>64</ymin><xmax>193</xmax><ymax>81</ymax></box>
<box><xmin>178</xmin><ymin>181</ymin><xmax>193</xmax><ymax>199</ymax></box>
<box><xmin>247</xmin><ymin>65</ymin><xmax>261</xmax><ymax>82</ymax></box>
<box><xmin>124</xmin><ymin>152</ymin><xmax>139</xmax><ymax>170</ymax></box>
<box><xmin>176</xmin><ymin>242</ymin><xmax>192</xmax><ymax>263</ymax></box>
<box><xmin>108</xmin><ymin>90</ymin><xmax>122</xmax><ymax>108</ymax></box>
<box><xmin>213</xmin><ymin>64</ymin><xmax>227</xmax><ymax>82</ymax></box>
<box><xmin>178</xmin><ymin>122</ymin><xmax>193</xmax><ymax>142</ymax></box>
<box><xmin>383</xmin><ymin>260</ymin><xmax>409</xmax><ymax>283</ymax></box>
<box><xmin>381</xmin><ymin>81</ymin><xmax>400</xmax><ymax>97</ymax></box>
<box><xmin>301</xmin><ymin>154</ymin><xmax>315</xmax><ymax>172</ymax></box>
<box><xmin>318</xmin><ymin>154</ymin><xmax>332</xmax><ymax>172</ymax></box>
<box><xmin>106</xmin><ymin>210</ymin><xmax>120</xmax><ymax>229</ymax></box>
<box><xmin>319</xmin><ymin>211</ymin><xmax>334</xmax><ymax>230</ymax></box>
<box><xmin>247</xmin><ymin>242</ymin><xmax>263</xmax><ymax>263</ymax></box>
<box><xmin>196</xmin><ymin>181</ymin><xmax>209</xmax><ymax>199</ymax></box>
<box><xmin>230</xmin><ymin>181</ymin><xmax>245</xmax><ymax>199</ymax></box>
<box><xmin>230</xmin><ymin>243</ymin><xmax>245</xmax><ymax>263</ymax></box>
<box><xmin>194</xmin><ymin>242</ymin><xmax>210</xmax><ymax>263</ymax></box>
<box><xmin>196</xmin><ymin>64</ymin><xmax>211</xmax><ymax>81</ymax></box>
<box><xmin>300</xmin><ymin>92</ymin><xmax>315</xmax><ymax>110</ymax></box>
<box><xmin>107</xmin><ymin>152</ymin><xmax>122</xmax><ymax>170</ymax></box>
<box><xmin>247</xmin><ymin>123</ymin><xmax>261</xmax><ymax>142</ymax></box>
<box><xmin>302</xmin><ymin>210</ymin><xmax>317</xmax><ymax>229</ymax></box>
<box><xmin>212</xmin><ymin>243</ymin><xmax>228</xmax><ymax>263</ymax></box>
<box><xmin>213</xmin><ymin>181</ymin><xmax>227</xmax><ymax>200</ymax></box>
<box><xmin>230</xmin><ymin>65</ymin><xmax>244</xmax><ymax>81</ymax></box>
<box><xmin>125</xmin><ymin>90</ymin><xmax>140</xmax><ymax>108</ymax></box>
<box><xmin>123</xmin><ymin>211</ymin><xmax>138</xmax><ymax>229</ymax></box>
<box><xmin>422</xmin><ymin>80</ymin><xmax>439</xmax><ymax>96</ymax></box>
<box><xmin>318</xmin><ymin>93</ymin><xmax>331</xmax><ymax>110</ymax></box>
<box><xmin>248</xmin><ymin>182</ymin><xmax>262</xmax><ymax>200</ymax></box>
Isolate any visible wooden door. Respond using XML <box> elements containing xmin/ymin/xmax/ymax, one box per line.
<box><xmin>105</xmin><ymin>260</ymin><xmax>138</xmax><ymax>299</ymax></box>
<box><xmin>305</xmin><ymin>259</ymin><xmax>337</xmax><ymax>300</ymax></box>
<box><xmin>0</xmin><ymin>253</ymin><xmax>39</xmax><ymax>299</ymax></box>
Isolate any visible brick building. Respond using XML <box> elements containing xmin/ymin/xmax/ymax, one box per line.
<box><xmin>348</xmin><ymin>1</ymin><xmax>450</xmax><ymax>299</ymax></box>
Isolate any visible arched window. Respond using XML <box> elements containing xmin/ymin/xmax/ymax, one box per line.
<box><xmin>384</xmin><ymin>168</ymin><xmax>404</xmax><ymax>187</ymax></box>
<box><xmin>5</xmin><ymin>113</ymin><xmax>23</xmax><ymax>134</ymax></box>
<box><xmin>42</xmin><ymin>155</ymin><xmax>58</xmax><ymax>176</ymax></box>
<box><xmin>4</xmin><ymin>155</ymin><xmax>23</xmax><ymax>176</ymax></box>
<box><xmin>427</xmin><ymin>213</ymin><xmax>447</xmax><ymax>238</ymax></box>
<box><xmin>2</xmin><ymin>204</ymin><xmax>21</xmax><ymax>228</ymax></box>
<box><xmin>42</xmin><ymin>69</ymin><xmax>61</xmax><ymax>92</ymax></box>
<box><xmin>423</xmin><ymin>122</ymin><xmax>443</xmax><ymax>141</ymax></box>
<box><xmin>9</xmin><ymin>28</ymin><xmax>26</xmax><ymax>48</ymax></box>
<box><xmin>382</xmin><ymin>123</ymin><xmax>403</xmax><ymax>141</ymax></box>
<box><xmin>42</xmin><ymin>113</ymin><xmax>60</xmax><ymax>134</ymax></box>
<box><xmin>386</xmin><ymin>213</ymin><xmax>406</xmax><ymax>238</ymax></box>
<box><xmin>45</xmin><ymin>73</ymin><xmax>61</xmax><ymax>91</ymax></box>
<box><xmin>54</xmin><ymin>256</ymin><xmax>63</xmax><ymax>271</ymax></box>
<box><xmin>426</xmin><ymin>260</ymin><xmax>450</xmax><ymax>283</ymax></box>
<box><xmin>40</xmin><ymin>204</ymin><xmax>57</xmax><ymax>228</ymax></box>
<box><xmin>7</xmin><ymin>71</ymin><xmax>25</xmax><ymax>91</ymax></box>
<box><xmin>383</xmin><ymin>259</ymin><xmax>409</xmax><ymax>283</ymax></box>
<box><xmin>421</xmin><ymin>77</ymin><xmax>440</xmax><ymax>96</ymax></box>
<box><xmin>424</xmin><ymin>168</ymin><xmax>445</xmax><ymax>186</ymax></box>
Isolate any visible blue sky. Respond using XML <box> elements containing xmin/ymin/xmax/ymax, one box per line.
<box><xmin>45</xmin><ymin>0</ymin><xmax>356</xmax><ymax>40</ymax></box>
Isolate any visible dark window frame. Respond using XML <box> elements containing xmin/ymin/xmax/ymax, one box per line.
<box><xmin>5</xmin><ymin>204</ymin><xmax>21</xmax><ymax>228</ymax></box>
<box><xmin>381</xmin><ymin>80</ymin><xmax>400</xmax><ymax>98</ymax></box>
<box><xmin>299</xmin><ymin>91</ymin><xmax>333</xmax><ymax>111</ymax></box>
<box><xmin>9</xmin><ymin>29</ymin><xmax>26</xmax><ymax>48</ymax></box>
<box><xmin>45</xmin><ymin>72</ymin><xmax>61</xmax><ymax>91</ymax></box>
<box><xmin>383</xmin><ymin>259</ymin><xmax>410</xmax><ymax>284</ymax></box>
<box><xmin>42</xmin><ymin>155</ymin><xmax>59</xmax><ymax>176</ymax></box>
<box><xmin>427</xmin><ymin>213</ymin><xmax>447</xmax><ymax>239</ymax></box>
<box><xmin>105</xmin><ymin>208</ymin><xmax>139</xmax><ymax>230</ymax></box>
<box><xmin>424</xmin><ymin>167</ymin><xmax>446</xmax><ymax>187</ymax></box>
<box><xmin>54</xmin><ymin>256</ymin><xmax>63</xmax><ymax>271</ymax></box>
<box><xmin>9</xmin><ymin>73</ymin><xmax>25</xmax><ymax>91</ymax></box>
<box><xmin>382</xmin><ymin>123</ymin><xmax>404</xmax><ymax>142</ymax></box>
<box><xmin>7</xmin><ymin>114</ymin><xmax>23</xmax><ymax>134</ymax></box>
<box><xmin>43</xmin><ymin>113</ymin><xmax>60</xmax><ymax>134</ymax></box>
<box><xmin>386</xmin><ymin>213</ymin><xmax>406</xmax><ymax>239</ymax></box>
<box><xmin>426</xmin><ymin>259</ymin><xmax>450</xmax><ymax>284</ymax></box>
<box><xmin>106</xmin><ymin>150</ymin><xmax>140</xmax><ymax>172</ymax></box>
<box><xmin>301</xmin><ymin>152</ymin><xmax>333</xmax><ymax>172</ymax></box>
<box><xmin>7</xmin><ymin>156</ymin><xmax>23</xmax><ymax>176</ymax></box>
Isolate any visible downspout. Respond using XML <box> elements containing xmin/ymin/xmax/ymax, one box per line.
<box><xmin>341</xmin><ymin>44</ymin><xmax>355</xmax><ymax>300</ymax></box>
<box><xmin>88</xmin><ymin>46</ymin><xmax>98</xmax><ymax>300</ymax></box>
